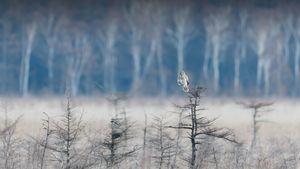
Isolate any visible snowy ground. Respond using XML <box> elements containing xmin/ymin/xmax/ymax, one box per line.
<box><xmin>1</xmin><ymin>96</ymin><xmax>300</xmax><ymax>144</ymax></box>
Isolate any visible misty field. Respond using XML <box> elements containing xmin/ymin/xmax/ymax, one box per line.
<box><xmin>8</xmin><ymin>97</ymin><xmax>300</xmax><ymax>136</ymax></box>
<box><xmin>1</xmin><ymin>96</ymin><xmax>300</xmax><ymax>169</ymax></box>
<box><xmin>2</xmin><ymin>0</ymin><xmax>300</xmax><ymax>168</ymax></box>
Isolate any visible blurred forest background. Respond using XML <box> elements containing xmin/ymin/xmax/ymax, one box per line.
<box><xmin>0</xmin><ymin>0</ymin><xmax>299</xmax><ymax>97</ymax></box>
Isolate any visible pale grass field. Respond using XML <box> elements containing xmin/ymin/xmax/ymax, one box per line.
<box><xmin>1</xmin><ymin>96</ymin><xmax>300</xmax><ymax>145</ymax></box>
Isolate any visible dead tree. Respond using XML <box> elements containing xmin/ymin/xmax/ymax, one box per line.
<box><xmin>101</xmin><ymin>117</ymin><xmax>138</xmax><ymax>168</ymax></box>
<box><xmin>0</xmin><ymin>103</ymin><xmax>22</xmax><ymax>169</ymax></box>
<box><xmin>106</xmin><ymin>93</ymin><xmax>127</xmax><ymax>117</ymax></box>
<box><xmin>171</xmin><ymin>73</ymin><xmax>238</xmax><ymax>169</ymax></box>
<box><xmin>40</xmin><ymin>112</ymin><xmax>52</xmax><ymax>169</ymax></box>
<box><xmin>41</xmin><ymin>97</ymin><xmax>86</xmax><ymax>169</ymax></box>
<box><xmin>22</xmin><ymin>138</ymin><xmax>44</xmax><ymax>169</ymax></box>
<box><xmin>101</xmin><ymin>94</ymin><xmax>139</xmax><ymax>168</ymax></box>
<box><xmin>142</xmin><ymin>113</ymin><xmax>148</xmax><ymax>167</ymax></box>
<box><xmin>237</xmin><ymin>101</ymin><xmax>273</xmax><ymax>151</ymax></box>
<box><xmin>171</xmin><ymin>107</ymin><xmax>183</xmax><ymax>169</ymax></box>
<box><xmin>24</xmin><ymin>113</ymin><xmax>52</xmax><ymax>169</ymax></box>
<box><xmin>149</xmin><ymin>116</ymin><xmax>175</xmax><ymax>169</ymax></box>
<box><xmin>141</xmin><ymin>113</ymin><xmax>155</xmax><ymax>168</ymax></box>
<box><xmin>0</xmin><ymin>119</ymin><xmax>21</xmax><ymax>169</ymax></box>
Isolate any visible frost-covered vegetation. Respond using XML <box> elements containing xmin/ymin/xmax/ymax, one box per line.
<box><xmin>0</xmin><ymin>93</ymin><xmax>299</xmax><ymax>169</ymax></box>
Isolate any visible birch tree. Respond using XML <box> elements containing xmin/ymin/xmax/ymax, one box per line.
<box><xmin>40</xmin><ymin>13</ymin><xmax>59</xmax><ymax>93</ymax></box>
<box><xmin>203</xmin><ymin>6</ymin><xmax>232</xmax><ymax>93</ymax></box>
<box><xmin>63</xmin><ymin>27</ymin><xmax>92</xmax><ymax>96</ymax></box>
<box><xmin>143</xmin><ymin>1</ymin><xmax>167</xmax><ymax>96</ymax></box>
<box><xmin>249</xmin><ymin>9</ymin><xmax>281</xmax><ymax>95</ymax></box>
<box><xmin>0</xmin><ymin>11</ymin><xmax>15</xmax><ymax>93</ymax></box>
<box><xmin>250</xmin><ymin>15</ymin><xmax>268</xmax><ymax>94</ymax></box>
<box><xmin>19</xmin><ymin>22</ymin><xmax>36</xmax><ymax>96</ymax></box>
<box><xmin>293</xmin><ymin>7</ymin><xmax>300</xmax><ymax>92</ymax></box>
<box><xmin>124</xmin><ymin>0</ymin><xmax>145</xmax><ymax>93</ymax></box>
<box><xmin>98</xmin><ymin>18</ymin><xmax>118</xmax><ymax>94</ymax></box>
<box><xmin>169</xmin><ymin>5</ymin><xmax>196</xmax><ymax>75</ymax></box>
<box><xmin>36</xmin><ymin>0</ymin><xmax>62</xmax><ymax>94</ymax></box>
<box><xmin>234</xmin><ymin>8</ymin><xmax>249</xmax><ymax>94</ymax></box>
<box><xmin>279</xmin><ymin>12</ymin><xmax>293</xmax><ymax>64</ymax></box>
<box><xmin>271</xmin><ymin>6</ymin><xmax>292</xmax><ymax>95</ymax></box>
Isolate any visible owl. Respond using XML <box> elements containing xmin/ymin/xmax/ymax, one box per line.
<box><xmin>177</xmin><ymin>70</ymin><xmax>189</xmax><ymax>92</ymax></box>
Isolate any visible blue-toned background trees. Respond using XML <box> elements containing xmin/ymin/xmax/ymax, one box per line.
<box><xmin>0</xmin><ymin>0</ymin><xmax>299</xmax><ymax>96</ymax></box>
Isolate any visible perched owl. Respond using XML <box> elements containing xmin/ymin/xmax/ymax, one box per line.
<box><xmin>177</xmin><ymin>70</ymin><xmax>189</xmax><ymax>92</ymax></box>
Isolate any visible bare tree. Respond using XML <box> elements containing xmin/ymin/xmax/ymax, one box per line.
<box><xmin>101</xmin><ymin>94</ymin><xmax>139</xmax><ymax>168</ymax></box>
<box><xmin>170</xmin><ymin>73</ymin><xmax>237</xmax><ymax>169</ymax></box>
<box><xmin>171</xmin><ymin>106</ymin><xmax>183</xmax><ymax>169</ymax></box>
<box><xmin>41</xmin><ymin>97</ymin><xmax>86</xmax><ymax>169</ymax></box>
<box><xmin>149</xmin><ymin>116</ymin><xmax>175</xmax><ymax>169</ymax></box>
<box><xmin>40</xmin><ymin>12</ymin><xmax>60</xmax><ymax>93</ymax></box>
<box><xmin>142</xmin><ymin>1</ymin><xmax>168</xmax><ymax>96</ymax></box>
<box><xmin>249</xmin><ymin>9</ymin><xmax>281</xmax><ymax>95</ymax></box>
<box><xmin>97</xmin><ymin>15</ymin><xmax>119</xmax><ymax>94</ymax></box>
<box><xmin>32</xmin><ymin>0</ymin><xmax>64</xmax><ymax>94</ymax></box>
<box><xmin>40</xmin><ymin>112</ymin><xmax>52</xmax><ymax>169</ymax></box>
<box><xmin>124</xmin><ymin>0</ymin><xmax>146</xmax><ymax>93</ymax></box>
<box><xmin>22</xmin><ymin>138</ymin><xmax>44</xmax><ymax>169</ymax></box>
<box><xmin>19</xmin><ymin>22</ymin><xmax>36</xmax><ymax>96</ymax></box>
<box><xmin>26</xmin><ymin>113</ymin><xmax>52</xmax><ymax>169</ymax></box>
<box><xmin>202</xmin><ymin>5</ymin><xmax>232</xmax><ymax>93</ymax></box>
<box><xmin>295</xmin><ymin>17</ymin><xmax>300</xmax><ymax>90</ymax></box>
<box><xmin>106</xmin><ymin>94</ymin><xmax>127</xmax><ymax>118</ymax></box>
<box><xmin>195</xmin><ymin>137</ymin><xmax>219</xmax><ymax>169</ymax></box>
<box><xmin>250</xmin><ymin>15</ymin><xmax>268</xmax><ymax>94</ymax></box>
<box><xmin>277</xmin><ymin>4</ymin><xmax>293</xmax><ymax>64</ymax></box>
<box><xmin>234</xmin><ymin>7</ymin><xmax>249</xmax><ymax>94</ymax></box>
<box><xmin>275</xmin><ymin>2</ymin><xmax>297</xmax><ymax>94</ymax></box>
<box><xmin>141</xmin><ymin>113</ymin><xmax>149</xmax><ymax>168</ymax></box>
<box><xmin>61</xmin><ymin>26</ymin><xmax>92</xmax><ymax>96</ymax></box>
<box><xmin>237</xmin><ymin>101</ymin><xmax>273</xmax><ymax>151</ymax></box>
<box><xmin>0</xmin><ymin>10</ymin><xmax>16</xmax><ymax>93</ymax></box>
<box><xmin>0</xmin><ymin>103</ymin><xmax>22</xmax><ymax>169</ymax></box>
<box><xmin>168</xmin><ymin>4</ymin><xmax>196</xmax><ymax>75</ymax></box>
<box><xmin>125</xmin><ymin>0</ymin><xmax>169</xmax><ymax>95</ymax></box>
<box><xmin>101</xmin><ymin>117</ymin><xmax>139</xmax><ymax>168</ymax></box>
<box><xmin>291</xmin><ymin>4</ymin><xmax>300</xmax><ymax>93</ymax></box>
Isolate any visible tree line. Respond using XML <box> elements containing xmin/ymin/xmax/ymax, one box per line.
<box><xmin>0</xmin><ymin>0</ymin><xmax>300</xmax><ymax>96</ymax></box>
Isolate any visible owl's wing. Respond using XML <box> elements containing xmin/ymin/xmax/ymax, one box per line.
<box><xmin>182</xmin><ymin>71</ymin><xmax>189</xmax><ymax>86</ymax></box>
<box><xmin>185</xmin><ymin>74</ymin><xmax>189</xmax><ymax>85</ymax></box>
<box><xmin>177</xmin><ymin>72</ymin><xmax>184</xmax><ymax>86</ymax></box>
